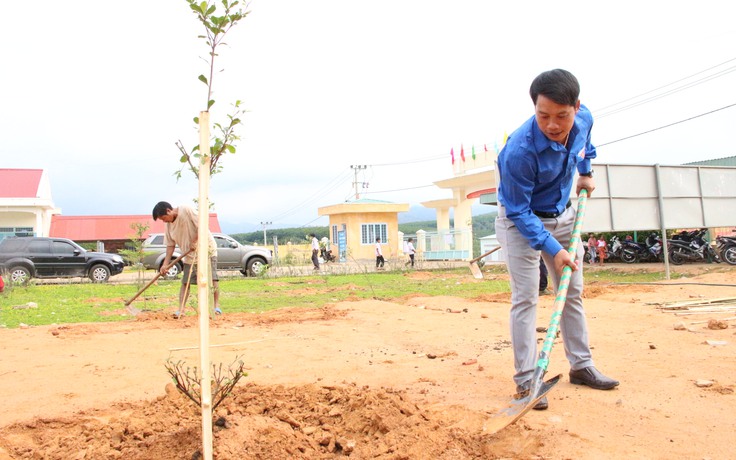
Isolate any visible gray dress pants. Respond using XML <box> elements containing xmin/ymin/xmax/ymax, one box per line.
<box><xmin>495</xmin><ymin>205</ymin><xmax>594</xmax><ymax>385</ymax></box>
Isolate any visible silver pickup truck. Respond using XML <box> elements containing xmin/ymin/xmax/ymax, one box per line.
<box><xmin>142</xmin><ymin>232</ymin><xmax>272</xmax><ymax>277</ymax></box>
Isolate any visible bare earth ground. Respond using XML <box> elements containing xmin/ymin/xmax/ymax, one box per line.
<box><xmin>1</xmin><ymin>264</ymin><xmax>735</xmax><ymax>459</ymax></box>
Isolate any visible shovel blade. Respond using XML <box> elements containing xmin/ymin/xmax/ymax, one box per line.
<box><xmin>485</xmin><ymin>374</ymin><xmax>561</xmax><ymax>434</ymax></box>
<box><xmin>469</xmin><ymin>261</ymin><xmax>483</xmax><ymax>279</ymax></box>
<box><xmin>125</xmin><ymin>303</ymin><xmax>141</xmax><ymax>316</ymax></box>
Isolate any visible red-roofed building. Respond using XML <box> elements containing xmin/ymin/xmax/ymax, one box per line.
<box><xmin>50</xmin><ymin>214</ymin><xmax>222</xmax><ymax>252</ymax></box>
<box><xmin>0</xmin><ymin>168</ymin><xmax>60</xmax><ymax>239</ymax></box>
<box><xmin>0</xmin><ymin>169</ymin><xmax>223</xmax><ymax>252</ymax></box>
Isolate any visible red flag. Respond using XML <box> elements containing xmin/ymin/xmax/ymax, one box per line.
<box><xmin>460</xmin><ymin>144</ymin><xmax>465</xmax><ymax>162</ymax></box>
<box><xmin>484</xmin><ymin>144</ymin><xmax>488</xmax><ymax>152</ymax></box>
<box><xmin>450</xmin><ymin>148</ymin><xmax>455</xmax><ymax>164</ymax></box>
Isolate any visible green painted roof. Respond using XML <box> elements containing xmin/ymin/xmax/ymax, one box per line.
<box><xmin>684</xmin><ymin>156</ymin><xmax>736</xmax><ymax>167</ymax></box>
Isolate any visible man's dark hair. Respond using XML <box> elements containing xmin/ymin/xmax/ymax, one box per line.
<box><xmin>309</xmin><ymin>233</ymin><xmax>316</xmax><ymax>238</ymax></box>
<box><xmin>529</xmin><ymin>69</ymin><xmax>580</xmax><ymax>106</ymax></box>
<box><xmin>152</xmin><ymin>201</ymin><xmax>173</xmax><ymax>221</ymax></box>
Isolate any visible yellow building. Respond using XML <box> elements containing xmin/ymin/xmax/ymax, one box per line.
<box><xmin>318</xmin><ymin>199</ymin><xmax>409</xmax><ymax>261</ymax></box>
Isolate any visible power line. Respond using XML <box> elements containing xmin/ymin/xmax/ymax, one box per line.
<box><xmin>595</xmin><ymin>65</ymin><xmax>736</xmax><ymax>119</ymax></box>
<box><xmin>362</xmin><ymin>184</ymin><xmax>436</xmax><ymax>195</ymax></box>
<box><xmin>597</xmin><ymin>102</ymin><xmax>736</xmax><ymax>147</ymax></box>
<box><xmin>593</xmin><ymin>57</ymin><xmax>736</xmax><ymax>118</ymax></box>
<box><xmin>245</xmin><ymin>168</ymin><xmax>353</xmax><ymax>231</ymax></box>
<box><xmin>370</xmin><ymin>154</ymin><xmax>447</xmax><ymax>167</ymax></box>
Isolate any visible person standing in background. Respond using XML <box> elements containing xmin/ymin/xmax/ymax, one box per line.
<box><xmin>310</xmin><ymin>233</ymin><xmax>320</xmax><ymax>271</ymax></box>
<box><xmin>375</xmin><ymin>237</ymin><xmax>385</xmax><ymax>270</ymax></box>
<box><xmin>539</xmin><ymin>256</ymin><xmax>549</xmax><ymax>295</ymax></box>
<box><xmin>597</xmin><ymin>235</ymin><xmax>607</xmax><ymax>266</ymax></box>
<box><xmin>587</xmin><ymin>234</ymin><xmax>598</xmax><ymax>264</ymax></box>
<box><xmin>405</xmin><ymin>238</ymin><xmax>416</xmax><ymax>268</ymax></box>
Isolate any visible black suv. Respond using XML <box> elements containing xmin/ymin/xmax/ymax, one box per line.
<box><xmin>0</xmin><ymin>236</ymin><xmax>125</xmax><ymax>284</ymax></box>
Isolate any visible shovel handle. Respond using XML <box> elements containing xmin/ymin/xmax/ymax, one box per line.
<box><xmin>124</xmin><ymin>249</ymin><xmax>194</xmax><ymax>306</ymax></box>
<box><xmin>535</xmin><ymin>190</ymin><xmax>588</xmax><ymax>372</ymax></box>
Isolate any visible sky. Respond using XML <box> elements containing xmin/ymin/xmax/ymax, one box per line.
<box><xmin>2</xmin><ymin>1</ymin><xmax>735</xmax><ymax>234</ymax></box>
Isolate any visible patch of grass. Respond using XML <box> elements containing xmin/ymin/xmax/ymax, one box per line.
<box><xmin>0</xmin><ymin>266</ymin><xmax>705</xmax><ymax>329</ymax></box>
<box><xmin>584</xmin><ymin>268</ymin><xmax>690</xmax><ymax>283</ymax></box>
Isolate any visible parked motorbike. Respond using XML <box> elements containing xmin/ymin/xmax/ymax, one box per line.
<box><xmin>608</xmin><ymin>236</ymin><xmax>623</xmax><ymax>261</ymax></box>
<box><xmin>320</xmin><ymin>247</ymin><xmax>337</xmax><ymax>263</ymax></box>
<box><xmin>667</xmin><ymin>229</ymin><xmax>721</xmax><ymax>265</ymax></box>
<box><xmin>621</xmin><ymin>233</ymin><xmax>663</xmax><ymax>263</ymax></box>
<box><xmin>716</xmin><ymin>234</ymin><xmax>736</xmax><ymax>265</ymax></box>
<box><xmin>583</xmin><ymin>241</ymin><xmax>594</xmax><ymax>263</ymax></box>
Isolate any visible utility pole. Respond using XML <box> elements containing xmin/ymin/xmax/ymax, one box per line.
<box><xmin>260</xmin><ymin>221</ymin><xmax>272</xmax><ymax>246</ymax></box>
<box><xmin>350</xmin><ymin>165</ymin><xmax>367</xmax><ymax>200</ymax></box>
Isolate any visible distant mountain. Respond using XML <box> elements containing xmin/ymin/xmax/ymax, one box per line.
<box><xmin>219</xmin><ymin>220</ymin><xmax>259</xmax><ymax>235</ymax></box>
<box><xmin>398</xmin><ymin>205</ymin><xmax>437</xmax><ymax>223</ymax></box>
<box><xmin>399</xmin><ymin>203</ymin><xmax>496</xmax><ymax>223</ymax></box>
<box><xmin>221</xmin><ymin>203</ymin><xmax>498</xmax><ymax>236</ymax></box>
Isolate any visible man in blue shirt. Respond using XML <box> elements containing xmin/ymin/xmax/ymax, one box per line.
<box><xmin>495</xmin><ymin>69</ymin><xmax>618</xmax><ymax>411</ymax></box>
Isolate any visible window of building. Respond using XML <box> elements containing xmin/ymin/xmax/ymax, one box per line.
<box><xmin>361</xmin><ymin>223</ymin><xmax>387</xmax><ymax>245</ymax></box>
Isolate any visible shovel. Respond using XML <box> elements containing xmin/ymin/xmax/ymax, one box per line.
<box><xmin>469</xmin><ymin>246</ymin><xmax>501</xmax><ymax>279</ymax></box>
<box><xmin>124</xmin><ymin>249</ymin><xmax>194</xmax><ymax>316</ymax></box>
<box><xmin>486</xmin><ymin>190</ymin><xmax>588</xmax><ymax>434</ymax></box>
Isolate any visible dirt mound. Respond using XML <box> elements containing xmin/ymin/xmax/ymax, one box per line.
<box><xmin>0</xmin><ymin>382</ymin><xmax>536</xmax><ymax>460</ymax></box>
<box><xmin>472</xmin><ymin>292</ymin><xmax>512</xmax><ymax>303</ymax></box>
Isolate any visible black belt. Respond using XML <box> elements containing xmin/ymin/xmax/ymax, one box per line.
<box><xmin>533</xmin><ymin>200</ymin><xmax>571</xmax><ymax>219</ymax></box>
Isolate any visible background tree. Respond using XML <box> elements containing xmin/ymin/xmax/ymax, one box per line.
<box><xmin>118</xmin><ymin>222</ymin><xmax>150</xmax><ymax>290</ymax></box>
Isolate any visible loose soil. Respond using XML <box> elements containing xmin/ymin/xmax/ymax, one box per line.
<box><xmin>1</xmin><ymin>264</ymin><xmax>735</xmax><ymax>459</ymax></box>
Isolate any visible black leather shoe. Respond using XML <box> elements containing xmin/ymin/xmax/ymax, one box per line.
<box><xmin>569</xmin><ymin>366</ymin><xmax>619</xmax><ymax>390</ymax></box>
<box><xmin>516</xmin><ymin>381</ymin><xmax>549</xmax><ymax>410</ymax></box>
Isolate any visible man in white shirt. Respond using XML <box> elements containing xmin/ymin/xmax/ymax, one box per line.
<box><xmin>375</xmin><ymin>237</ymin><xmax>385</xmax><ymax>270</ymax></box>
<box><xmin>152</xmin><ymin>201</ymin><xmax>221</xmax><ymax>317</ymax></box>
<box><xmin>405</xmin><ymin>238</ymin><xmax>416</xmax><ymax>268</ymax></box>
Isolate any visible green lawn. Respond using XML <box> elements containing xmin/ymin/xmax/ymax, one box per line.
<box><xmin>0</xmin><ymin>266</ymin><xmax>683</xmax><ymax>329</ymax></box>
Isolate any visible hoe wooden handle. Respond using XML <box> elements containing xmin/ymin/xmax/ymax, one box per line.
<box><xmin>124</xmin><ymin>249</ymin><xmax>193</xmax><ymax>306</ymax></box>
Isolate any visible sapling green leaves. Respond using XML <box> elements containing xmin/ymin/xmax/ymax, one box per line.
<box><xmin>175</xmin><ymin>0</ymin><xmax>249</xmax><ymax>180</ymax></box>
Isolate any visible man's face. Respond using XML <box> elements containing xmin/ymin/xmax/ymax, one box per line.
<box><xmin>534</xmin><ymin>94</ymin><xmax>580</xmax><ymax>144</ymax></box>
<box><xmin>158</xmin><ymin>209</ymin><xmax>176</xmax><ymax>223</ymax></box>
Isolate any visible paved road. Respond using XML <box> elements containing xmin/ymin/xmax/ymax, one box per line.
<box><xmin>32</xmin><ymin>259</ymin><xmax>722</xmax><ymax>285</ymax></box>
<box><xmin>33</xmin><ymin>259</ymin><xmax>474</xmax><ymax>285</ymax></box>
